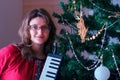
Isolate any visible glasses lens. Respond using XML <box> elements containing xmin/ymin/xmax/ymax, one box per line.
<box><xmin>30</xmin><ymin>25</ymin><xmax>50</xmax><ymax>31</ymax></box>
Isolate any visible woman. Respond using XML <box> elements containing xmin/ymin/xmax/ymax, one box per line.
<box><xmin>0</xmin><ymin>8</ymin><xmax>56</xmax><ymax>80</ymax></box>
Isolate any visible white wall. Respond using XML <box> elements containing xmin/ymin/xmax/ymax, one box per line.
<box><xmin>0</xmin><ymin>0</ymin><xmax>22</xmax><ymax>48</ymax></box>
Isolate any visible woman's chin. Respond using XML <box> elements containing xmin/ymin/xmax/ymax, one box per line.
<box><xmin>33</xmin><ymin>41</ymin><xmax>45</xmax><ymax>45</ymax></box>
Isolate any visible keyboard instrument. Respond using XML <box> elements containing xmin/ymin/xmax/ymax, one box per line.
<box><xmin>39</xmin><ymin>53</ymin><xmax>62</xmax><ymax>80</ymax></box>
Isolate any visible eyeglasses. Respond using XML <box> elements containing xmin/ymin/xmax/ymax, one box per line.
<box><xmin>29</xmin><ymin>25</ymin><xmax>50</xmax><ymax>31</ymax></box>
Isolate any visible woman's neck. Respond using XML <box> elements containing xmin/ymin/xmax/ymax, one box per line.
<box><xmin>32</xmin><ymin>44</ymin><xmax>46</xmax><ymax>59</ymax></box>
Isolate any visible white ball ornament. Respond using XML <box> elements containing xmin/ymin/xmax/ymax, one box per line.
<box><xmin>94</xmin><ymin>64</ymin><xmax>110</xmax><ymax>80</ymax></box>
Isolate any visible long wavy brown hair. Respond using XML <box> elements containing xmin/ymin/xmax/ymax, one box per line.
<box><xmin>17</xmin><ymin>8</ymin><xmax>56</xmax><ymax>60</ymax></box>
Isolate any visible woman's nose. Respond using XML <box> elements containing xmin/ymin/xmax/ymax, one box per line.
<box><xmin>37</xmin><ymin>29</ymin><xmax>43</xmax><ymax>35</ymax></box>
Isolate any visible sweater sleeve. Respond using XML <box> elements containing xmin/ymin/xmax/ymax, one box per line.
<box><xmin>0</xmin><ymin>44</ymin><xmax>19</xmax><ymax>76</ymax></box>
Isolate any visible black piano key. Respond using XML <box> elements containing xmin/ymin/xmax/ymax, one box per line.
<box><xmin>46</xmin><ymin>74</ymin><xmax>55</xmax><ymax>79</ymax></box>
<box><xmin>49</xmin><ymin>65</ymin><xmax>58</xmax><ymax>69</ymax></box>
<box><xmin>50</xmin><ymin>62</ymin><xmax>59</xmax><ymax>66</ymax></box>
<box><xmin>47</xmin><ymin>71</ymin><xmax>56</xmax><ymax>75</ymax></box>
<box><xmin>51</xmin><ymin>58</ymin><xmax>61</xmax><ymax>62</ymax></box>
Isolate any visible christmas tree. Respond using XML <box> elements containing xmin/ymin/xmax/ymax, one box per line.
<box><xmin>53</xmin><ymin>0</ymin><xmax>120</xmax><ymax>80</ymax></box>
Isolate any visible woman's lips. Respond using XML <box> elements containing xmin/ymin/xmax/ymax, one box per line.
<box><xmin>36</xmin><ymin>36</ymin><xmax>44</xmax><ymax>39</ymax></box>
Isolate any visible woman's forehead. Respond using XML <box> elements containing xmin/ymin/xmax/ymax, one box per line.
<box><xmin>29</xmin><ymin>17</ymin><xmax>47</xmax><ymax>25</ymax></box>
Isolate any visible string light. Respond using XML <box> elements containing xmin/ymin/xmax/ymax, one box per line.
<box><xmin>89</xmin><ymin>0</ymin><xmax>120</xmax><ymax>18</ymax></box>
<box><xmin>73</xmin><ymin>0</ymin><xmax>77</xmax><ymax>16</ymax></box>
<box><xmin>65</xmin><ymin>21</ymin><xmax>107</xmax><ymax>71</ymax></box>
<box><xmin>85</xmin><ymin>23</ymin><xmax>106</xmax><ymax>42</ymax></box>
<box><xmin>60</xmin><ymin>0</ymin><xmax>120</xmax><ymax>73</ymax></box>
<box><xmin>89</xmin><ymin>0</ymin><xmax>119</xmax><ymax>14</ymax></box>
<box><xmin>111</xmin><ymin>49</ymin><xmax>120</xmax><ymax>77</ymax></box>
<box><xmin>62</xmin><ymin>17</ymin><xmax>119</xmax><ymax>43</ymax></box>
<box><xmin>72</xmin><ymin>0</ymin><xmax>106</xmax><ymax>42</ymax></box>
<box><xmin>69</xmin><ymin>0</ymin><xmax>120</xmax><ymax>43</ymax></box>
<box><xmin>65</xmin><ymin>31</ymin><xmax>101</xmax><ymax>71</ymax></box>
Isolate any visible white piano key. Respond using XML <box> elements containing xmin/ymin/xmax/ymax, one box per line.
<box><xmin>42</xmin><ymin>76</ymin><xmax>54</xmax><ymax>80</ymax></box>
<box><xmin>49</xmin><ymin>65</ymin><xmax>59</xmax><ymax>68</ymax></box>
<box><xmin>50</xmin><ymin>60</ymin><xmax>60</xmax><ymax>65</ymax></box>
<box><xmin>46</xmin><ymin>72</ymin><xmax>56</xmax><ymax>77</ymax></box>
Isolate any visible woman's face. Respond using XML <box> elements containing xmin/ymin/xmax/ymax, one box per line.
<box><xmin>29</xmin><ymin>17</ymin><xmax>50</xmax><ymax>46</ymax></box>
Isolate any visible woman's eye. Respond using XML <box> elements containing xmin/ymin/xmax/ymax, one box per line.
<box><xmin>29</xmin><ymin>25</ymin><xmax>50</xmax><ymax>31</ymax></box>
<box><xmin>42</xmin><ymin>26</ymin><xmax>49</xmax><ymax>29</ymax></box>
<box><xmin>30</xmin><ymin>25</ymin><xmax>38</xmax><ymax>30</ymax></box>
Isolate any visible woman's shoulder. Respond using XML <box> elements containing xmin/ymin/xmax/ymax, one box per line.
<box><xmin>0</xmin><ymin>43</ymin><xmax>20</xmax><ymax>52</ymax></box>
<box><xmin>0</xmin><ymin>43</ymin><xmax>20</xmax><ymax>57</ymax></box>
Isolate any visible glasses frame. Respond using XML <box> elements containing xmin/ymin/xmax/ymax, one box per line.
<box><xmin>29</xmin><ymin>25</ymin><xmax>50</xmax><ymax>32</ymax></box>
